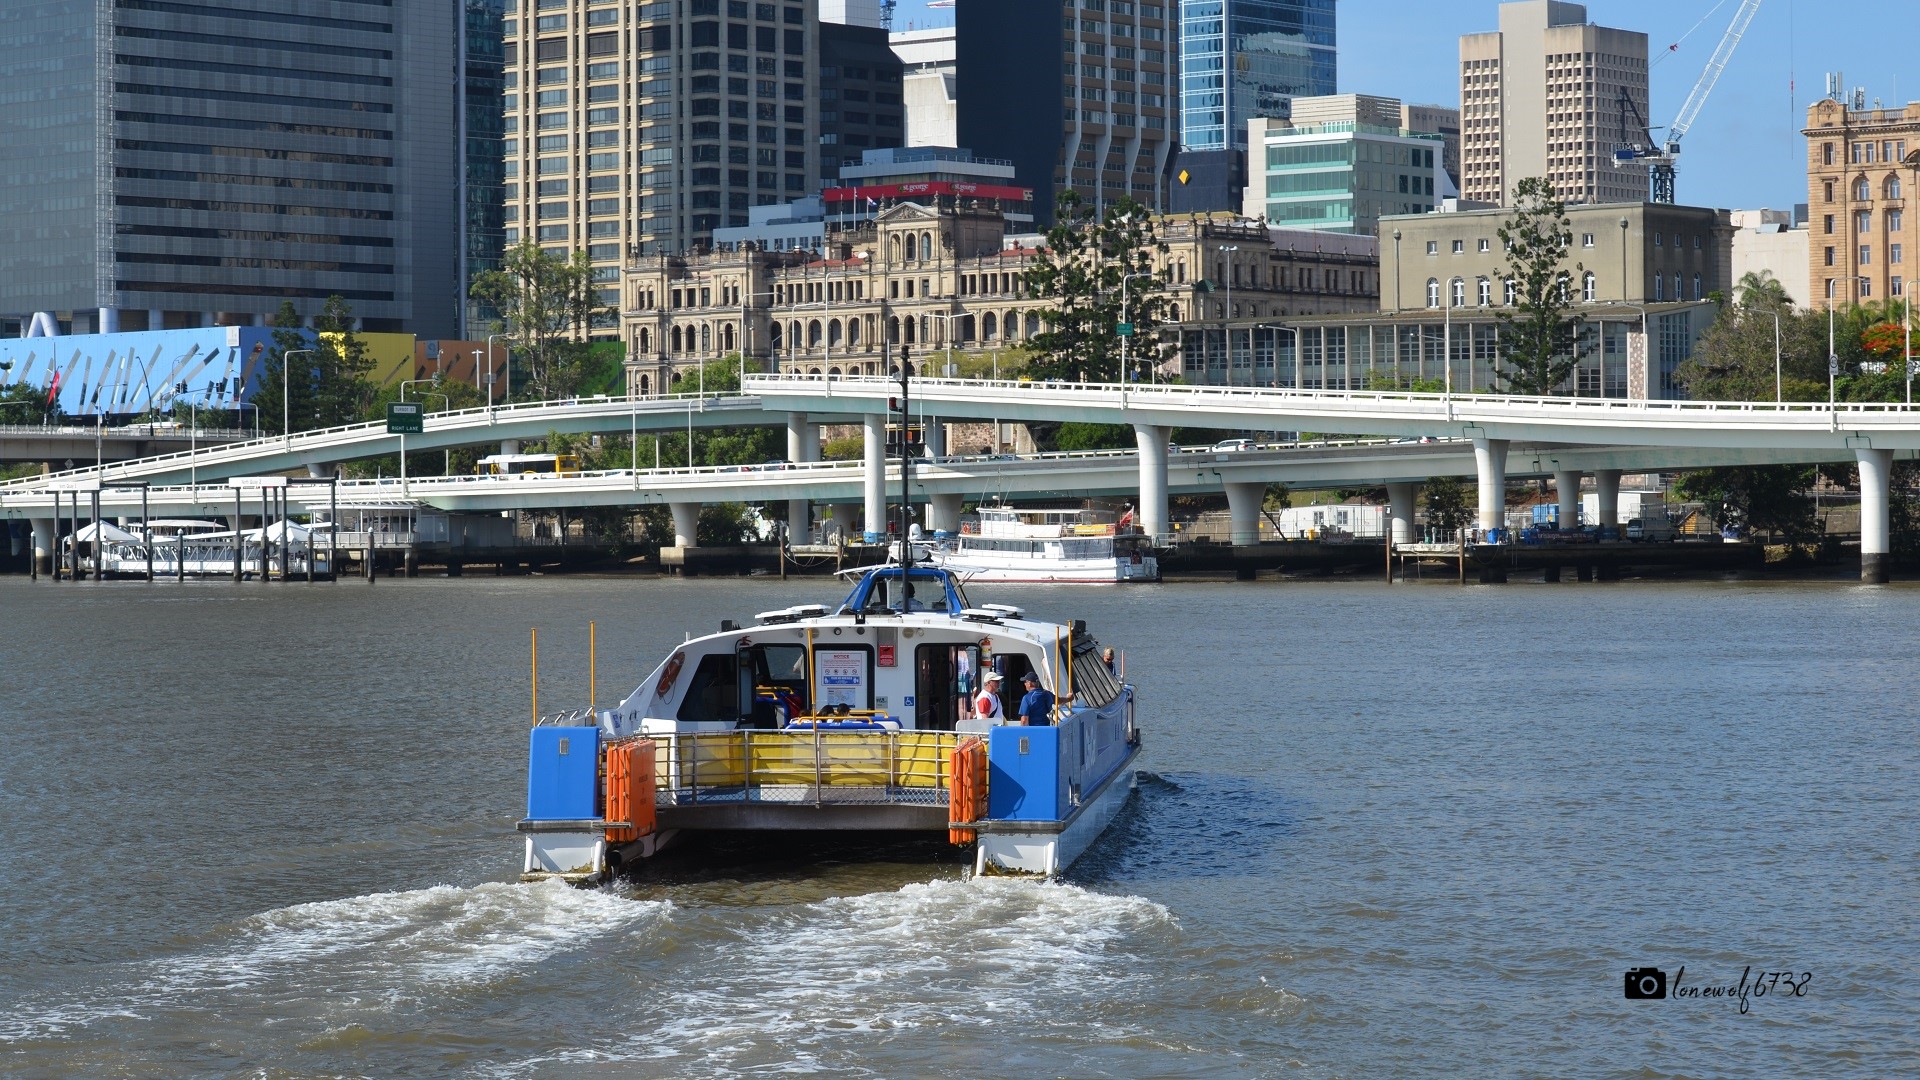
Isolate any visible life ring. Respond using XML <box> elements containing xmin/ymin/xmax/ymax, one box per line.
<box><xmin>656</xmin><ymin>650</ymin><xmax>685</xmax><ymax>697</ymax></box>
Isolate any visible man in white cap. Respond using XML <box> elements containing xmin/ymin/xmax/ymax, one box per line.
<box><xmin>973</xmin><ymin>671</ymin><xmax>1005</xmax><ymax>723</ymax></box>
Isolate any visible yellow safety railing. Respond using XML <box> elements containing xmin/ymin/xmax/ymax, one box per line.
<box><xmin>653</xmin><ymin>730</ymin><xmax>962</xmax><ymax>802</ymax></box>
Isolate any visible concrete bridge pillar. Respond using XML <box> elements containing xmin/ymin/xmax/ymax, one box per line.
<box><xmin>1554</xmin><ymin>470</ymin><xmax>1581</xmax><ymax>531</ymax></box>
<box><xmin>31</xmin><ymin>518</ymin><xmax>53</xmax><ymax>576</ymax></box>
<box><xmin>500</xmin><ymin>439</ymin><xmax>519</xmax><ymax>455</ymax></box>
<box><xmin>927</xmin><ymin>493</ymin><xmax>964</xmax><ymax>537</ymax></box>
<box><xmin>670</xmin><ymin>501</ymin><xmax>701</xmax><ymax>549</ymax></box>
<box><xmin>1594</xmin><ymin>469</ymin><xmax>1622</xmax><ymax>528</ymax></box>
<box><xmin>924</xmin><ymin>417</ymin><xmax>946</xmax><ymax>457</ymax></box>
<box><xmin>786</xmin><ymin>412</ymin><xmax>819</xmax><ymax>541</ymax></box>
<box><xmin>1472</xmin><ymin>437</ymin><xmax>1509</xmax><ymax>534</ymax></box>
<box><xmin>1386</xmin><ymin>482</ymin><xmax>1418</xmax><ymax>545</ymax></box>
<box><xmin>1224</xmin><ymin>482</ymin><xmax>1265</xmax><ymax>546</ymax></box>
<box><xmin>1134</xmin><ymin>424</ymin><xmax>1169</xmax><ymax>541</ymax></box>
<box><xmin>863</xmin><ymin>414</ymin><xmax>886</xmax><ymax>543</ymax></box>
<box><xmin>1857</xmin><ymin>447</ymin><xmax>1893</xmax><ymax>583</ymax></box>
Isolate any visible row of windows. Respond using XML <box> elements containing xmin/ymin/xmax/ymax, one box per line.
<box><xmin>1823</xmin><ymin>175</ymin><xmax>1906</xmax><ymax>202</ymax></box>
<box><xmin>1423</xmin><ymin>271</ymin><xmax>1706</xmax><ymax>306</ymax></box>
<box><xmin>1820</xmin><ymin>139</ymin><xmax>1912</xmax><ymax>165</ymax></box>
<box><xmin>1823</xmin><ymin>244</ymin><xmax>1904</xmax><ymax>267</ymax></box>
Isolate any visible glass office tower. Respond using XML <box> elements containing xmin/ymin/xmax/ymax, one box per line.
<box><xmin>1178</xmin><ymin>0</ymin><xmax>1336</xmax><ymax>152</ymax></box>
<box><xmin>0</xmin><ymin>3</ymin><xmax>470</xmax><ymax>337</ymax></box>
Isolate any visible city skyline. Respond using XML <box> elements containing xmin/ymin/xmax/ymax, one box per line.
<box><xmin>900</xmin><ymin>0</ymin><xmax>1920</xmax><ymax>214</ymax></box>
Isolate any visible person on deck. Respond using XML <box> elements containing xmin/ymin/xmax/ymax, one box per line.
<box><xmin>973</xmin><ymin>671</ymin><xmax>1005</xmax><ymax>723</ymax></box>
<box><xmin>1017</xmin><ymin>671</ymin><xmax>1069</xmax><ymax>726</ymax></box>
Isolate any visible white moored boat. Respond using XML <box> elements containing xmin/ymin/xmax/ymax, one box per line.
<box><xmin>517</xmin><ymin>563</ymin><xmax>1144</xmax><ymax>882</ymax></box>
<box><xmin>928</xmin><ymin>504</ymin><xmax>1159</xmax><ymax>584</ymax></box>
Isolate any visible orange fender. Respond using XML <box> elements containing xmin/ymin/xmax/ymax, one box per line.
<box><xmin>605</xmin><ymin>738</ymin><xmax>657</xmax><ymax>843</ymax></box>
<box><xmin>948</xmin><ymin>735</ymin><xmax>988</xmax><ymax>845</ymax></box>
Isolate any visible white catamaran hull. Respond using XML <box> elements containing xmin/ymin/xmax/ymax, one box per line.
<box><xmin>974</xmin><ymin>740</ymin><xmax>1142</xmax><ymax>875</ymax></box>
<box><xmin>929</xmin><ymin>554</ymin><xmax>1159</xmax><ymax>584</ymax></box>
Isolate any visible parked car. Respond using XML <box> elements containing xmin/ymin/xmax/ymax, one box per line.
<box><xmin>1211</xmin><ymin>438</ymin><xmax>1256</xmax><ymax>452</ymax></box>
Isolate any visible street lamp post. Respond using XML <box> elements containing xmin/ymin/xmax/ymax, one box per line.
<box><xmin>1906</xmin><ymin>282</ymin><xmax>1915</xmax><ymax>405</ymax></box>
<box><xmin>1219</xmin><ymin>245</ymin><xmax>1239</xmax><ymax>386</ymax></box>
<box><xmin>485</xmin><ymin>333</ymin><xmax>507</xmax><ymax>403</ymax></box>
<box><xmin>282</xmin><ymin>348</ymin><xmax>313</xmax><ymax>445</ymax></box>
<box><xmin>1618</xmin><ymin>217</ymin><xmax>1630</xmax><ymax>301</ymax></box>
<box><xmin>1772</xmin><ymin>311</ymin><xmax>1782</xmax><ymax>403</ymax></box>
<box><xmin>1391</xmin><ymin>229</ymin><xmax>1402</xmax><ymax>312</ymax></box>
<box><xmin>1121</xmin><ymin>271</ymin><xmax>1156</xmax><ymax>384</ymax></box>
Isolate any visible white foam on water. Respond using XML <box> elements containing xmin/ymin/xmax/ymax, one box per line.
<box><xmin>488</xmin><ymin>877</ymin><xmax>1175</xmax><ymax>1078</ymax></box>
<box><xmin>0</xmin><ymin>879</ymin><xmax>667</xmax><ymax>1041</ymax></box>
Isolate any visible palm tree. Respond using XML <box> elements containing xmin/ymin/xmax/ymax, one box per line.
<box><xmin>1733</xmin><ymin>270</ymin><xmax>1793</xmax><ymax>310</ymax></box>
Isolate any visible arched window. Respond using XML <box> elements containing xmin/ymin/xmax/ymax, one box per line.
<box><xmin>808</xmin><ymin>366</ymin><xmax>822</xmax><ymax>376</ymax></box>
<box><xmin>700</xmin><ymin>324</ymin><xmax>712</xmax><ymax>353</ymax></box>
<box><xmin>639</xmin><ymin>328</ymin><xmax>651</xmax><ymax>354</ymax></box>
<box><xmin>827</xmin><ymin>366</ymin><xmax>841</xmax><ymax>377</ymax></box>
<box><xmin>1855</xmin><ymin>176</ymin><xmax>1871</xmax><ymax>201</ymax></box>
<box><xmin>887</xmin><ymin>315</ymin><xmax>901</xmax><ymax>343</ymax></box>
<box><xmin>1478</xmin><ymin>278</ymin><xmax>1492</xmax><ymax>306</ymax></box>
<box><xmin>982</xmin><ymin>311</ymin><xmax>999</xmax><ymax>340</ymax></box>
<box><xmin>1692</xmin><ymin>273</ymin><xmax>1702</xmax><ymax>301</ymax></box>
<box><xmin>1673</xmin><ymin>273</ymin><xmax>1684</xmax><ymax>300</ymax></box>
<box><xmin>1450</xmin><ymin>278</ymin><xmax>1466</xmax><ymax>308</ymax></box>
<box><xmin>671</xmin><ymin>326</ymin><xmax>684</xmax><ymax>353</ymax></box>
<box><xmin>921</xmin><ymin>231</ymin><xmax>934</xmax><ymax>260</ymax></box>
<box><xmin>1176</xmin><ymin>259</ymin><xmax>1187</xmax><ymax>283</ymax></box>
<box><xmin>1582</xmin><ymin>272</ymin><xmax>1597</xmax><ymax>302</ymax></box>
<box><xmin>1887</xmin><ymin>175</ymin><xmax>1903</xmax><ymax>200</ymax></box>
<box><xmin>1024</xmin><ymin>313</ymin><xmax>1040</xmax><ymax>338</ymax></box>
<box><xmin>788</xmin><ymin>320</ymin><xmax>800</xmax><ymax>350</ymax></box>
<box><xmin>808</xmin><ymin>319</ymin><xmax>822</xmax><ymax>347</ymax></box>
<box><xmin>829</xmin><ymin>319</ymin><xmax>843</xmax><ymax>347</ymax></box>
<box><xmin>905</xmin><ymin>233</ymin><xmax>918</xmax><ymax>261</ymax></box>
<box><xmin>722</xmin><ymin>324</ymin><xmax>735</xmax><ymax>351</ymax></box>
<box><xmin>847</xmin><ymin>320</ymin><xmax>860</xmax><ymax>346</ymax></box>
<box><xmin>1654</xmin><ymin>273</ymin><xmax>1665</xmax><ymax>301</ymax></box>
<box><xmin>639</xmin><ymin>374</ymin><xmax>650</xmax><ymax>395</ymax></box>
<box><xmin>889</xmin><ymin>236</ymin><xmax>902</xmax><ymax>263</ymax></box>
<box><xmin>1504</xmin><ymin>278</ymin><xmax>1518</xmax><ymax>305</ymax></box>
<box><xmin>1425</xmin><ymin>278</ymin><xmax>1441</xmax><ymax>308</ymax></box>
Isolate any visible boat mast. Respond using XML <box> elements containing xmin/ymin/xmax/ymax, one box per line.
<box><xmin>892</xmin><ymin>341</ymin><xmax>914</xmax><ymax>610</ymax></box>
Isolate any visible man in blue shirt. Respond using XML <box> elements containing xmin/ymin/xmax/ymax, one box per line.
<box><xmin>1017</xmin><ymin>671</ymin><xmax>1057</xmax><ymax>726</ymax></box>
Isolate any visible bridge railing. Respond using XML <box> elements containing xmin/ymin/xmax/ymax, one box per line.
<box><xmin>0</xmin><ymin>391</ymin><xmax>761</xmax><ymax>490</ymax></box>
<box><xmin>747</xmin><ymin>372</ymin><xmax>1920</xmax><ymax>417</ymax></box>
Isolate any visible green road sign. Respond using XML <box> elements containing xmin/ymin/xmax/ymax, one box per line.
<box><xmin>386</xmin><ymin>401</ymin><xmax>424</xmax><ymax>434</ymax></box>
<box><xmin>1116</xmin><ymin>323</ymin><xmax>1134</xmax><ymax>337</ymax></box>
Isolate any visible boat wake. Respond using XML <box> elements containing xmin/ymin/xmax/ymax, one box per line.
<box><xmin>500</xmin><ymin>876</ymin><xmax>1178</xmax><ymax>1077</ymax></box>
<box><xmin>0</xmin><ymin>879</ymin><xmax>668</xmax><ymax>1045</ymax></box>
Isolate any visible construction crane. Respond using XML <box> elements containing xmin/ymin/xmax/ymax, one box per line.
<box><xmin>1614</xmin><ymin>0</ymin><xmax>1763</xmax><ymax>203</ymax></box>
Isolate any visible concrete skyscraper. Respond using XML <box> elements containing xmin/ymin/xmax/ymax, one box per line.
<box><xmin>0</xmin><ymin>2</ymin><xmax>473</xmax><ymax>338</ymax></box>
<box><xmin>1459</xmin><ymin>0</ymin><xmax>1650</xmax><ymax>207</ymax></box>
<box><xmin>503</xmin><ymin>0</ymin><xmax>822</xmax><ymax>289</ymax></box>
<box><xmin>1171</xmin><ymin>0</ymin><xmax>1336</xmax><ymax>213</ymax></box>
<box><xmin>954</xmin><ymin>0</ymin><xmax>1178</xmax><ymax>224</ymax></box>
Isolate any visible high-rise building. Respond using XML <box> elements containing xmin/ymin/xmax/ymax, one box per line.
<box><xmin>1459</xmin><ymin>0</ymin><xmax>1649</xmax><ymax>207</ymax></box>
<box><xmin>0</xmin><ymin>2</ymin><xmax>469</xmax><ymax>337</ymax></box>
<box><xmin>1803</xmin><ymin>94</ymin><xmax>1918</xmax><ymax>310</ymax></box>
<box><xmin>1244</xmin><ymin>105</ymin><xmax>1446</xmax><ymax>236</ymax></box>
<box><xmin>953</xmin><ymin>0</ymin><xmax>1178</xmax><ymax>224</ymax></box>
<box><xmin>891</xmin><ymin>26</ymin><xmax>958</xmax><ymax>149</ymax></box>
<box><xmin>503</xmin><ymin>0</ymin><xmax>822</xmax><ymax>285</ymax></box>
<box><xmin>818</xmin><ymin>21</ymin><xmax>905</xmax><ymax>187</ymax></box>
<box><xmin>1169</xmin><ymin>1</ymin><xmax>1335</xmax><ymax>214</ymax></box>
<box><xmin>463</xmin><ymin>1</ymin><xmax>509</xmax><ymax>335</ymax></box>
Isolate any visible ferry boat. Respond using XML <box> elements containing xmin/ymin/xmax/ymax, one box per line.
<box><xmin>517</xmin><ymin>563</ymin><xmax>1143</xmax><ymax>882</ymax></box>
<box><xmin>71</xmin><ymin>519</ymin><xmax>332</xmax><ymax>578</ymax></box>
<box><xmin>927</xmin><ymin>504</ymin><xmax>1159</xmax><ymax>584</ymax></box>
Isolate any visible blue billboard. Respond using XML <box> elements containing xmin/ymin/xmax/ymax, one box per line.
<box><xmin>0</xmin><ymin>326</ymin><xmax>310</xmax><ymax>417</ymax></box>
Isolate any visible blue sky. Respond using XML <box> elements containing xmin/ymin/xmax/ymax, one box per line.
<box><xmin>895</xmin><ymin>0</ymin><xmax>1920</xmax><ymax>212</ymax></box>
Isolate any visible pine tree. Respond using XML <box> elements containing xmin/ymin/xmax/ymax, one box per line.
<box><xmin>1021</xmin><ymin>192</ymin><xmax>1171</xmax><ymax>382</ymax></box>
<box><xmin>1492</xmin><ymin>178</ymin><xmax>1587</xmax><ymax>394</ymax></box>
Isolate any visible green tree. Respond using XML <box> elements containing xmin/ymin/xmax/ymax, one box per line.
<box><xmin>470</xmin><ymin>239</ymin><xmax>606</xmax><ymax>400</ymax></box>
<box><xmin>1021</xmin><ymin>191</ymin><xmax>1172</xmax><ymax>382</ymax></box>
<box><xmin>1050</xmin><ymin>422</ymin><xmax>1135</xmax><ymax>452</ymax></box>
<box><xmin>253</xmin><ymin>297</ymin><xmax>375</xmax><ymax>434</ymax></box>
<box><xmin>1423</xmin><ymin>476</ymin><xmax>1471</xmax><ymax>534</ymax></box>
<box><xmin>1675</xmin><ymin>285</ymin><xmax>1829</xmax><ymax>402</ymax></box>
<box><xmin>1674</xmin><ymin>465</ymin><xmax>1820</xmax><ymax>542</ymax></box>
<box><xmin>1491</xmin><ymin>178</ymin><xmax>1587</xmax><ymax>394</ymax></box>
